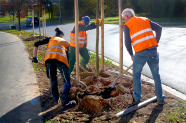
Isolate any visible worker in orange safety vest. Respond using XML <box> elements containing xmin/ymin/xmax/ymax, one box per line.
<box><xmin>122</xmin><ymin>8</ymin><xmax>165</xmax><ymax>106</ymax></box>
<box><xmin>69</xmin><ymin>16</ymin><xmax>96</xmax><ymax>73</ymax></box>
<box><xmin>32</xmin><ymin>27</ymin><xmax>76</xmax><ymax>110</ymax></box>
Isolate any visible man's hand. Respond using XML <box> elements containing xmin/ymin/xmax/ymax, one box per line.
<box><xmin>32</xmin><ymin>56</ymin><xmax>38</xmax><ymax>63</ymax></box>
<box><xmin>131</xmin><ymin>55</ymin><xmax>134</xmax><ymax>61</ymax></box>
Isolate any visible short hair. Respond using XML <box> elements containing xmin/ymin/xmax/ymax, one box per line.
<box><xmin>55</xmin><ymin>27</ymin><xmax>64</xmax><ymax>37</ymax></box>
<box><xmin>122</xmin><ymin>8</ymin><xmax>135</xmax><ymax>18</ymax></box>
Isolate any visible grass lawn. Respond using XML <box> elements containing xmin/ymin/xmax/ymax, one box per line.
<box><xmin>2</xmin><ymin>29</ymin><xmax>114</xmax><ymax>71</ymax></box>
<box><xmin>0</xmin><ymin>13</ymin><xmax>73</xmax><ymax>24</ymax></box>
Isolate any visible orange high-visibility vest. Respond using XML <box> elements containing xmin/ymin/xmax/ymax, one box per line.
<box><xmin>124</xmin><ymin>16</ymin><xmax>158</xmax><ymax>53</ymax></box>
<box><xmin>44</xmin><ymin>37</ymin><xmax>70</xmax><ymax>67</ymax></box>
<box><xmin>70</xmin><ymin>22</ymin><xmax>87</xmax><ymax>48</ymax></box>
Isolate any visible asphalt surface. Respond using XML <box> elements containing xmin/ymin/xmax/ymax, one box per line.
<box><xmin>0</xmin><ymin>32</ymin><xmax>43</xmax><ymax>122</ymax></box>
<box><xmin>20</xmin><ymin>23</ymin><xmax>186</xmax><ymax>96</ymax></box>
<box><xmin>1</xmin><ymin>23</ymin><xmax>186</xmax><ymax>96</ymax></box>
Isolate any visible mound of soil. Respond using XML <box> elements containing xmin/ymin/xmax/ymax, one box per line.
<box><xmin>21</xmin><ymin>34</ymin><xmax>47</xmax><ymax>41</ymax></box>
<box><xmin>24</xmin><ymin>36</ymin><xmax>185</xmax><ymax>122</ymax></box>
<box><xmin>35</xmin><ymin>64</ymin><xmax>185</xmax><ymax>123</ymax></box>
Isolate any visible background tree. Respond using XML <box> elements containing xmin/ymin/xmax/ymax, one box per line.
<box><xmin>58</xmin><ymin>0</ymin><xmax>186</xmax><ymax>21</ymax></box>
<box><xmin>0</xmin><ymin>1</ymin><xmax>8</xmax><ymax>16</ymax></box>
<box><xmin>104</xmin><ymin>0</ymin><xmax>118</xmax><ymax>17</ymax></box>
<box><xmin>61</xmin><ymin>0</ymin><xmax>74</xmax><ymax>19</ymax></box>
<box><xmin>174</xmin><ymin>0</ymin><xmax>186</xmax><ymax>17</ymax></box>
<box><xmin>150</xmin><ymin>0</ymin><xmax>175</xmax><ymax>17</ymax></box>
<box><xmin>79</xmin><ymin>0</ymin><xmax>96</xmax><ymax>18</ymax></box>
<box><xmin>7</xmin><ymin>0</ymin><xmax>17</xmax><ymax>21</ymax></box>
<box><xmin>138</xmin><ymin>0</ymin><xmax>186</xmax><ymax>18</ymax></box>
<box><xmin>130</xmin><ymin>0</ymin><xmax>142</xmax><ymax>13</ymax></box>
<box><xmin>16</xmin><ymin>0</ymin><xmax>28</xmax><ymax>30</ymax></box>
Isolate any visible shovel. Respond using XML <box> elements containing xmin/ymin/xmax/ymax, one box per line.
<box><xmin>104</xmin><ymin>64</ymin><xmax>133</xmax><ymax>91</ymax></box>
<box><xmin>70</xmin><ymin>75</ymin><xmax>88</xmax><ymax>89</ymax></box>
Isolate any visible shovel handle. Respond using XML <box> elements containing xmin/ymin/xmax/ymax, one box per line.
<box><xmin>71</xmin><ymin>76</ymin><xmax>88</xmax><ymax>89</ymax></box>
<box><xmin>111</xmin><ymin>64</ymin><xmax>133</xmax><ymax>86</ymax></box>
<box><xmin>122</xmin><ymin>64</ymin><xmax>133</xmax><ymax>75</ymax></box>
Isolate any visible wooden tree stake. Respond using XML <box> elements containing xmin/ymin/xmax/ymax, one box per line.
<box><xmin>32</xmin><ymin>9</ymin><xmax>34</xmax><ymax>36</ymax></box>
<box><xmin>95</xmin><ymin>0</ymin><xmax>100</xmax><ymax>77</ymax></box>
<box><xmin>75</xmin><ymin>0</ymin><xmax>80</xmax><ymax>80</ymax></box>
<box><xmin>101</xmin><ymin>0</ymin><xmax>104</xmax><ymax>70</ymax></box>
<box><xmin>118</xmin><ymin>0</ymin><xmax>123</xmax><ymax>82</ymax></box>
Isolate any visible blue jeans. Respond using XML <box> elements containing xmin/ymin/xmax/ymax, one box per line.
<box><xmin>133</xmin><ymin>48</ymin><xmax>165</xmax><ymax>102</ymax></box>
<box><xmin>46</xmin><ymin>59</ymin><xmax>71</xmax><ymax>106</ymax></box>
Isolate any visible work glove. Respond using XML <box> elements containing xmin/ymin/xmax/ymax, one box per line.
<box><xmin>32</xmin><ymin>56</ymin><xmax>38</xmax><ymax>63</ymax></box>
<box><xmin>99</xmin><ymin>19</ymin><xmax>103</xmax><ymax>26</ymax></box>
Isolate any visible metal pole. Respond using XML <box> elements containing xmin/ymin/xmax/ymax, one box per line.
<box><xmin>116</xmin><ymin>96</ymin><xmax>157</xmax><ymax>117</ymax></box>
<box><xmin>75</xmin><ymin>0</ymin><xmax>79</xmax><ymax>80</ymax></box>
<box><xmin>39</xmin><ymin>4</ymin><xmax>41</xmax><ymax>36</ymax></box>
<box><xmin>107</xmin><ymin>70</ymin><xmax>154</xmax><ymax>86</ymax></box>
<box><xmin>101</xmin><ymin>0</ymin><xmax>104</xmax><ymax>70</ymax></box>
<box><xmin>59</xmin><ymin>0</ymin><xmax>62</xmax><ymax>22</ymax></box>
<box><xmin>95</xmin><ymin>0</ymin><xmax>100</xmax><ymax>77</ymax></box>
<box><xmin>42</xmin><ymin>8</ymin><xmax>44</xmax><ymax>36</ymax></box>
<box><xmin>118</xmin><ymin>0</ymin><xmax>123</xmax><ymax>82</ymax></box>
<box><xmin>44</xmin><ymin>8</ymin><xmax>46</xmax><ymax>36</ymax></box>
<box><xmin>32</xmin><ymin>9</ymin><xmax>34</xmax><ymax>36</ymax></box>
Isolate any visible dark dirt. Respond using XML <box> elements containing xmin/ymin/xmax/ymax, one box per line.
<box><xmin>35</xmin><ymin>65</ymin><xmax>185</xmax><ymax>123</ymax></box>
<box><xmin>22</xmin><ymin>36</ymin><xmax>185</xmax><ymax>123</ymax></box>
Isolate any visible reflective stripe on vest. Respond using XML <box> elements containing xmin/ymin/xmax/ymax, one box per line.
<box><xmin>124</xmin><ymin>16</ymin><xmax>158</xmax><ymax>53</ymax></box>
<box><xmin>130</xmin><ymin>28</ymin><xmax>152</xmax><ymax>39</ymax></box>
<box><xmin>70</xmin><ymin>36</ymin><xmax>86</xmax><ymax>40</ymax></box>
<box><xmin>44</xmin><ymin>37</ymin><xmax>69</xmax><ymax>67</ymax></box>
<box><xmin>70</xmin><ymin>23</ymin><xmax>87</xmax><ymax>48</ymax></box>
<box><xmin>70</xmin><ymin>31</ymin><xmax>87</xmax><ymax>48</ymax></box>
<box><xmin>45</xmin><ymin>51</ymin><xmax>67</xmax><ymax>59</ymax></box>
<box><xmin>70</xmin><ymin>40</ymin><xmax>87</xmax><ymax>44</ymax></box>
<box><xmin>70</xmin><ymin>36</ymin><xmax>87</xmax><ymax>44</ymax></box>
<box><xmin>132</xmin><ymin>35</ymin><xmax>155</xmax><ymax>46</ymax></box>
<box><xmin>47</xmin><ymin>46</ymin><xmax>66</xmax><ymax>52</ymax></box>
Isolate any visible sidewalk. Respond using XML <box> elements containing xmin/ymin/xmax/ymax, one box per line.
<box><xmin>0</xmin><ymin>32</ymin><xmax>43</xmax><ymax>122</ymax></box>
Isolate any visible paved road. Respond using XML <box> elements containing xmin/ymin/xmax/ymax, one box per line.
<box><xmin>90</xmin><ymin>25</ymin><xmax>186</xmax><ymax>96</ymax></box>
<box><xmin>0</xmin><ymin>32</ymin><xmax>42</xmax><ymax>122</ymax></box>
<box><xmin>1</xmin><ymin>23</ymin><xmax>186</xmax><ymax>95</ymax></box>
<box><xmin>20</xmin><ymin>23</ymin><xmax>186</xmax><ymax>95</ymax></box>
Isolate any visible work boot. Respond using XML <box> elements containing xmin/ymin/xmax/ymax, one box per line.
<box><xmin>80</xmin><ymin>64</ymin><xmax>89</xmax><ymax>71</ymax></box>
<box><xmin>157</xmin><ymin>100</ymin><xmax>165</xmax><ymax>105</ymax></box>
<box><xmin>132</xmin><ymin>97</ymin><xmax>140</xmax><ymax>105</ymax></box>
<box><xmin>54</xmin><ymin>98</ymin><xmax>61</xmax><ymax>105</ymax></box>
<box><xmin>62</xmin><ymin>100</ymin><xmax>76</xmax><ymax>111</ymax></box>
<box><xmin>129</xmin><ymin>97</ymin><xmax>140</xmax><ymax>107</ymax></box>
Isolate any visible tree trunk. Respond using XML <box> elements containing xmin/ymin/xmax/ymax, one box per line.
<box><xmin>18</xmin><ymin>13</ymin><xmax>21</xmax><ymax>31</ymax></box>
<box><xmin>51</xmin><ymin>3</ymin><xmax>53</xmax><ymax>19</ymax></box>
<box><xmin>101</xmin><ymin>0</ymin><xmax>104</xmax><ymax>70</ymax></box>
<box><xmin>118</xmin><ymin>0</ymin><xmax>123</xmax><ymax>82</ymax></box>
<box><xmin>74</xmin><ymin>0</ymin><xmax>80</xmax><ymax>80</ymax></box>
<box><xmin>95</xmin><ymin>0</ymin><xmax>100</xmax><ymax>77</ymax></box>
<box><xmin>13</xmin><ymin>14</ymin><xmax>15</xmax><ymax>21</ymax></box>
<box><xmin>39</xmin><ymin>4</ymin><xmax>41</xmax><ymax>36</ymax></box>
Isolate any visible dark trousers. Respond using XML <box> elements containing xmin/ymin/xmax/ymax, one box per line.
<box><xmin>46</xmin><ymin>59</ymin><xmax>71</xmax><ymax>106</ymax></box>
<box><xmin>69</xmin><ymin>44</ymin><xmax>90</xmax><ymax>73</ymax></box>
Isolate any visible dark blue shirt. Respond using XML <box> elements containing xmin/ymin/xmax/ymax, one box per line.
<box><xmin>34</xmin><ymin>37</ymin><xmax>51</xmax><ymax>47</ymax></box>
<box><xmin>72</xmin><ymin>22</ymin><xmax>96</xmax><ymax>33</ymax></box>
